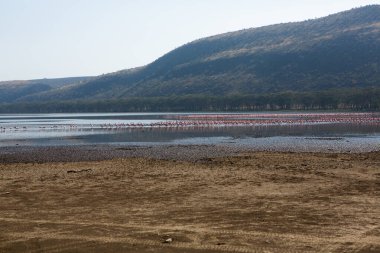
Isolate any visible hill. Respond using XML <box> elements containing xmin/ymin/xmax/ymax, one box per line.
<box><xmin>2</xmin><ymin>5</ymin><xmax>380</xmax><ymax>112</ymax></box>
<box><xmin>0</xmin><ymin>77</ymin><xmax>93</xmax><ymax>103</ymax></box>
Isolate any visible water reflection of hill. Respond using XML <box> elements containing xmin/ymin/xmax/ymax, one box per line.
<box><xmin>84</xmin><ymin>123</ymin><xmax>380</xmax><ymax>144</ymax></box>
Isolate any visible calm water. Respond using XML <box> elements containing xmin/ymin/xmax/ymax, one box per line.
<box><xmin>0</xmin><ymin>112</ymin><xmax>380</xmax><ymax>149</ymax></box>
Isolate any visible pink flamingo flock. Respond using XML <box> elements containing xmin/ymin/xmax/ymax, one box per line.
<box><xmin>99</xmin><ymin>112</ymin><xmax>380</xmax><ymax>130</ymax></box>
<box><xmin>163</xmin><ymin>112</ymin><xmax>380</xmax><ymax>125</ymax></box>
<box><xmin>1</xmin><ymin>113</ymin><xmax>380</xmax><ymax>132</ymax></box>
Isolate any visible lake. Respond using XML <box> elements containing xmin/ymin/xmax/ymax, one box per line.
<box><xmin>1</xmin><ymin>112</ymin><xmax>380</xmax><ymax>151</ymax></box>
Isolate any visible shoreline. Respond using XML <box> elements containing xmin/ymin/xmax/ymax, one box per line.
<box><xmin>1</xmin><ymin>141</ymin><xmax>380</xmax><ymax>163</ymax></box>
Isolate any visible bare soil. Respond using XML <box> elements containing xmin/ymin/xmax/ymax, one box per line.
<box><xmin>0</xmin><ymin>151</ymin><xmax>379</xmax><ymax>252</ymax></box>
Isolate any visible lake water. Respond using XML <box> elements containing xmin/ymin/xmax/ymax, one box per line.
<box><xmin>1</xmin><ymin>112</ymin><xmax>380</xmax><ymax>151</ymax></box>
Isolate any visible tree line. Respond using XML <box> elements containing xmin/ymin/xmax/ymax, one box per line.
<box><xmin>0</xmin><ymin>88</ymin><xmax>379</xmax><ymax>113</ymax></box>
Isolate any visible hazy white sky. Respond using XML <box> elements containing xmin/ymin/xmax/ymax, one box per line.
<box><xmin>0</xmin><ymin>0</ymin><xmax>379</xmax><ymax>80</ymax></box>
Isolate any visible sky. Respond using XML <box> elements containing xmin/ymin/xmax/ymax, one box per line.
<box><xmin>1</xmin><ymin>0</ymin><xmax>379</xmax><ymax>81</ymax></box>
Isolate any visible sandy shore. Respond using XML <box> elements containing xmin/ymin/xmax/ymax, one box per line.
<box><xmin>0</xmin><ymin>145</ymin><xmax>244</xmax><ymax>163</ymax></box>
<box><xmin>0</xmin><ymin>146</ymin><xmax>379</xmax><ymax>252</ymax></box>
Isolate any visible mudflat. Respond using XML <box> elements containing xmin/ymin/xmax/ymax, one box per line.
<box><xmin>0</xmin><ymin>150</ymin><xmax>379</xmax><ymax>253</ymax></box>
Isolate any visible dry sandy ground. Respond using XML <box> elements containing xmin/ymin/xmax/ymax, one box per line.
<box><xmin>0</xmin><ymin>151</ymin><xmax>379</xmax><ymax>253</ymax></box>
